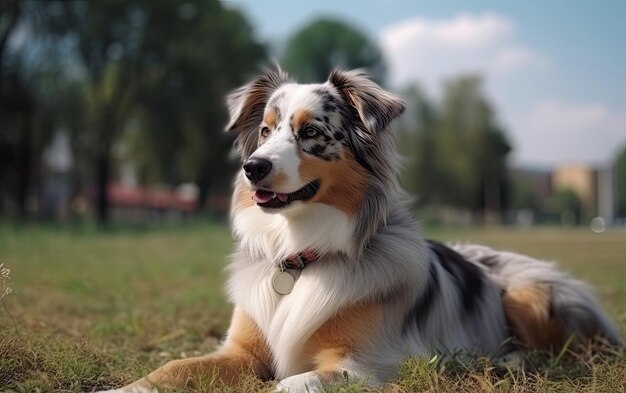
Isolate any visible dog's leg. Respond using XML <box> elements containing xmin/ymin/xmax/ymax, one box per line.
<box><xmin>275</xmin><ymin>356</ymin><xmax>379</xmax><ymax>393</ymax></box>
<box><xmin>276</xmin><ymin>301</ymin><xmax>383</xmax><ymax>393</ymax></box>
<box><xmin>100</xmin><ymin>307</ymin><xmax>271</xmax><ymax>392</ymax></box>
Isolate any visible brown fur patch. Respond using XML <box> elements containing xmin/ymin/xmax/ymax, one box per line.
<box><xmin>264</xmin><ymin>108</ymin><xmax>278</xmax><ymax>129</ymax></box>
<box><xmin>298</xmin><ymin>149</ymin><xmax>369</xmax><ymax>216</ymax></box>
<box><xmin>226</xmin><ymin>307</ymin><xmax>273</xmax><ymax>374</ymax></box>
<box><xmin>304</xmin><ymin>301</ymin><xmax>382</xmax><ymax>373</ymax></box>
<box><xmin>503</xmin><ymin>284</ymin><xmax>566</xmax><ymax>350</ymax></box>
<box><xmin>314</xmin><ymin>348</ymin><xmax>349</xmax><ymax>373</ymax></box>
<box><xmin>316</xmin><ymin>369</ymin><xmax>350</xmax><ymax>385</ymax></box>
<box><xmin>233</xmin><ymin>177</ymin><xmax>256</xmax><ymax>213</ymax></box>
<box><xmin>292</xmin><ymin>109</ymin><xmax>312</xmax><ymax>130</ymax></box>
<box><xmin>127</xmin><ymin>308</ymin><xmax>272</xmax><ymax>390</ymax></box>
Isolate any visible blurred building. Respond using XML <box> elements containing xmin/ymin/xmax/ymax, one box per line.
<box><xmin>553</xmin><ymin>164</ymin><xmax>598</xmax><ymax>215</ymax></box>
<box><xmin>38</xmin><ymin>130</ymin><xmax>200</xmax><ymax>223</ymax></box>
<box><xmin>108</xmin><ymin>183</ymin><xmax>199</xmax><ymax>223</ymax></box>
<box><xmin>552</xmin><ymin>164</ymin><xmax>616</xmax><ymax>223</ymax></box>
<box><xmin>597</xmin><ymin>168</ymin><xmax>616</xmax><ymax>223</ymax></box>
<box><xmin>509</xmin><ymin>164</ymin><xmax>619</xmax><ymax>225</ymax></box>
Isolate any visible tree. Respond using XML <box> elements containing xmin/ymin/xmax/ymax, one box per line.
<box><xmin>128</xmin><ymin>2</ymin><xmax>266</xmax><ymax>205</ymax></box>
<box><xmin>549</xmin><ymin>188</ymin><xmax>582</xmax><ymax>224</ymax></box>
<box><xmin>398</xmin><ymin>75</ymin><xmax>512</xmax><ymax>222</ymax></box>
<box><xmin>32</xmin><ymin>0</ymin><xmax>265</xmax><ymax>223</ymax></box>
<box><xmin>0</xmin><ymin>0</ymin><xmax>59</xmax><ymax>218</ymax></box>
<box><xmin>437</xmin><ymin>75</ymin><xmax>511</xmax><ymax>219</ymax></box>
<box><xmin>397</xmin><ymin>85</ymin><xmax>439</xmax><ymax>205</ymax></box>
<box><xmin>28</xmin><ymin>1</ymin><xmax>149</xmax><ymax>224</ymax></box>
<box><xmin>282</xmin><ymin>18</ymin><xmax>385</xmax><ymax>83</ymax></box>
<box><xmin>0</xmin><ymin>0</ymin><xmax>20</xmax><ymax>85</ymax></box>
<box><xmin>0</xmin><ymin>0</ymin><xmax>22</xmax><ymax>214</ymax></box>
<box><xmin>510</xmin><ymin>178</ymin><xmax>540</xmax><ymax>211</ymax></box>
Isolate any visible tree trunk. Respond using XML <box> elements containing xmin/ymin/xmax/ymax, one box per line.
<box><xmin>95</xmin><ymin>146</ymin><xmax>110</xmax><ymax>226</ymax></box>
<box><xmin>95</xmin><ymin>118</ymin><xmax>112</xmax><ymax>226</ymax></box>
<box><xmin>16</xmin><ymin>118</ymin><xmax>32</xmax><ymax>219</ymax></box>
<box><xmin>196</xmin><ymin>175</ymin><xmax>210</xmax><ymax>213</ymax></box>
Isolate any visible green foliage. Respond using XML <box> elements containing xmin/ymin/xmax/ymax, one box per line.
<box><xmin>282</xmin><ymin>18</ymin><xmax>385</xmax><ymax>83</ymax></box>
<box><xmin>548</xmin><ymin>189</ymin><xmax>583</xmax><ymax>224</ymax></box>
<box><xmin>437</xmin><ymin>76</ymin><xmax>511</xmax><ymax>213</ymax></box>
<box><xmin>397</xmin><ymin>85</ymin><xmax>439</xmax><ymax>204</ymax></box>
<box><xmin>510</xmin><ymin>178</ymin><xmax>540</xmax><ymax>211</ymax></box>
<box><xmin>0</xmin><ymin>0</ymin><xmax>61</xmax><ymax>217</ymax></box>
<box><xmin>1</xmin><ymin>0</ymin><xmax>267</xmax><ymax>222</ymax></box>
<box><xmin>399</xmin><ymin>76</ymin><xmax>512</xmax><ymax>219</ymax></box>
<box><xmin>126</xmin><ymin>1</ymin><xmax>266</xmax><ymax>197</ymax></box>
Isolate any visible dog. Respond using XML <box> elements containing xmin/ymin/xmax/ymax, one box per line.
<box><xmin>102</xmin><ymin>68</ymin><xmax>620</xmax><ymax>392</ymax></box>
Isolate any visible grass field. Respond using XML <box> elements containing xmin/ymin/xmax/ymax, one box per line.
<box><xmin>0</xmin><ymin>222</ymin><xmax>625</xmax><ymax>392</ymax></box>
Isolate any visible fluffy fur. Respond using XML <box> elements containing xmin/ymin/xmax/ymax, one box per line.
<box><xmin>102</xmin><ymin>69</ymin><xmax>621</xmax><ymax>393</ymax></box>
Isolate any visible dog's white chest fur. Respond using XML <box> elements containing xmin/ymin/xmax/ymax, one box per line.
<box><xmin>231</xmin><ymin>203</ymin><xmax>355</xmax><ymax>260</ymax></box>
<box><xmin>228</xmin><ymin>263</ymin><xmax>339</xmax><ymax>378</ymax></box>
<box><xmin>227</xmin><ymin>204</ymin><xmax>357</xmax><ymax>378</ymax></box>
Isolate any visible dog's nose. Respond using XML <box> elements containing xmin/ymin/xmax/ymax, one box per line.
<box><xmin>243</xmin><ymin>157</ymin><xmax>272</xmax><ymax>182</ymax></box>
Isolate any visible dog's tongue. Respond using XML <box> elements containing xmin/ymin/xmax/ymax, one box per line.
<box><xmin>253</xmin><ymin>190</ymin><xmax>275</xmax><ymax>203</ymax></box>
<box><xmin>252</xmin><ymin>190</ymin><xmax>289</xmax><ymax>203</ymax></box>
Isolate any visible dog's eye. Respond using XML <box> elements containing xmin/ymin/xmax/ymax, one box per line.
<box><xmin>301</xmin><ymin>126</ymin><xmax>319</xmax><ymax>139</ymax></box>
<box><xmin>260</xmin><ymin>127</ymin><xmax>271</xmax><ymax>138</ymax></box>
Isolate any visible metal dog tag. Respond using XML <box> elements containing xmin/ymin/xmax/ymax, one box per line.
<box><xmin>272</xmin><ymin>270</ymin><xmax>295</xmax><ymax>295</ymax></box>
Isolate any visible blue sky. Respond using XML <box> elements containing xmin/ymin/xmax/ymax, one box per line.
<box><xmin>225</xmin><ymin>0</ymin><xmax>626</xmax><ymax>168</ymax></box>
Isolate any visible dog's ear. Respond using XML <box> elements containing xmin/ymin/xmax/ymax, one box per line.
<box><xmin>225</xmin><ymin>68</ymin><xmax>291</xmax><ymax>159</ymax></box>
<box><xmin>328</xmin><ymin>69</ymin><xmax>405</xmax><ymax>134</ymax></box>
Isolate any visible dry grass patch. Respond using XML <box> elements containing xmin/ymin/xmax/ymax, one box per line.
<box><xmin>0</xmin><ymin>223</ymin><xmax>624</xmax><ymax>391</ymax></box>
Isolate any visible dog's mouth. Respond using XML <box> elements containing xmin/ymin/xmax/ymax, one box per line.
<box><xmin>252</xmin><ymin>180</ymin><xmax>321</xmax><ymax>209</ymax></box>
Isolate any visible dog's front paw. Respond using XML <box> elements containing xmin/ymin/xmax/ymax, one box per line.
<box><xmin>493</xmin><ymin>349</ymin><xmax>526</xmax><ymax>369</ymax></box>
<box><xmin>275</xmin><ymin>371</ymin><xmax>323</xmax><ymax>393</ymax></box>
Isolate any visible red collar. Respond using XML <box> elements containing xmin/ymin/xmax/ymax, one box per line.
<box><xmin>281</xmin><ymin>249</ymin><xmax>319</xmax><ymax>270</ymax></box>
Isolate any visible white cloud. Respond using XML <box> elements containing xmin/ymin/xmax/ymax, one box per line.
<box><xmin>377</xmin><ymin>12</ymin><xmax>626</xmax><ymax>166</ymax></box>
<box><xmin>378</xmin><ymin>12</ymin><xmax>625</xmax><ymax>166</ymax></box>
<box><xmin>378</xmin><ymin>13</ymin><xmax>546</xmax><ymax>90</ymax></box>
<box><xmin>492</xmin><ymin>46</ymin><xmax>545</xmax><ymax>74</ymax></box>
<box><xmin>528</xmin><ymin>101</ymin><xmax>611</xmax><ymax>130</ymax></box>
<box><xmin>382</xmin><ymin>12</ymin><xmax>512</xmax><ymax>50</ymax></box>
<box><xmin>510</xmin><ymin>100</ymin><xmax>626</xmax><ymax>166</ymax></box>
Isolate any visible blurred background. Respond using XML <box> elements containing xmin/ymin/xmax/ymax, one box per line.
<box><xmin>1</xmin><ymin>0</ymin><xmax>626</xmax><ymax>229</ymax></box>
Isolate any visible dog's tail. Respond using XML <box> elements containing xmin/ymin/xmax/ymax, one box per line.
<box><xmin>453</xmin><ymin>244</ymin><xmax>622</xmax><ymax>351</ymax></box>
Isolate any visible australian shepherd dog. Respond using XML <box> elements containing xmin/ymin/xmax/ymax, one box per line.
<box><xmin>104</xmin><ymin>69</ymin><xmax>620</xmax><ymax>392</ymax></box>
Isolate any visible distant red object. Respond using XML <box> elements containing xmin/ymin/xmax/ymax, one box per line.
<box><xmin>107</xmin><ymin>183</ymin><xmax>197</xmax><ymax>212</ymax></box>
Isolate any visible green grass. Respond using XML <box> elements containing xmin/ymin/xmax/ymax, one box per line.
<box><xmin>0</xmin><ymin>223</ymin><xmax>625</xmax><ymax>392</ymax></box>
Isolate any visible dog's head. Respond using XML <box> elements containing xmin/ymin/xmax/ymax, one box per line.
<box><xmin>226</xmin><ymin>68</ymin><xmax>405</xmax><ymax>216</ymax></box>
